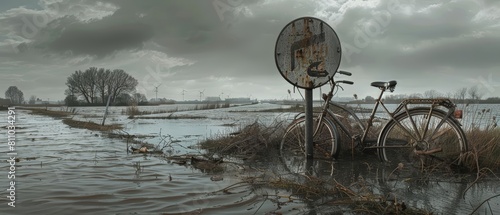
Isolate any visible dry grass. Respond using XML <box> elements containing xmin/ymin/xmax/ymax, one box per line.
<box><xmin>197</xmin><ymin>120</ymin><xmax>435</xmax><ymax>214</ymax></box>
<box><xmin>125</xmin><ymin>104</ymin><xmax>140</xmax><ymax>118</ymax></box>
<box><xmin>62</xmin><ymin>118</ymin><xmax>122</xmax><ymax>131</ymax></box>
<box><xmin>135</xmin><ymin>114</ymin><xmax>207</xmax><ymax>120</ymax></box>
<box><xmin>458</xmin><ymin>105</ymin><xmax>500</xmax><ymax>172</ymax></box>
<box><xmin>463</xmin><ymin>128</ymin><xmax>500</xmax><ymax>172</ymax></box>
<box><xmin>199</xmin><ymin>120</ymin><xmax>286</xmax><ymax>160</ymax></box>
<box><xmin>28</xmin><ymin>108</ymin><xmax>72</xmax><ymax>117</ymax></box>
<box><xmin>122</xmin><ymin>103</ymin><xmax>230</xmax><ymax>117</ymax></box>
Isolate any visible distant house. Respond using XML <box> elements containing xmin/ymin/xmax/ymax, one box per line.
<box><xmin>225</xmin><ymin>97</ymin><xmax>252</xmax><ymax>104</ymax></box>
<box><xmin>0</xmin><ymin>98</ymin><xmax>11</xmax><ymax>106</ymax></box>
<box><xmin>205</xmin><ymin>97</ymin><xmax>222</xmax><ymax>102</ymax></box>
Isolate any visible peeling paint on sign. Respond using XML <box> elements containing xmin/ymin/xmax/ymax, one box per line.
<box><xmin>275</xmin><ymin>17</ymin><xmax>342</xmax><ymax>89</ymax></box>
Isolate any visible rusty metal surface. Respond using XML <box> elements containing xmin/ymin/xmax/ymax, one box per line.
<box><xmin>275</xmin><ymin>17</ymin><xmax>342</xmax><ymax>89</ymax></box>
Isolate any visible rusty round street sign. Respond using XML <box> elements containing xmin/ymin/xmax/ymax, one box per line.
<box><xmin>275</xmin><ymin>17</ymin><xmax>342</xmax><ymax>89</ymax></box>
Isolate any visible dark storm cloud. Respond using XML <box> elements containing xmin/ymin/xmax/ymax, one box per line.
<box><xmin>100</xmin><ymin>0</ymin><xmax>266</xmax><ymax>55</ymax></box>
<box><xmin>49</xmin><ymin>21</ymin><xmax>153</xmax><ymax>56</ymax></box>
<box><xmin>1</xmin><ymin>0</ymin><xmax>499</xmax><ymax>100</ymax></box>
<box><xmin>322</xmin><ymin>0</ymin><xmax>500</xmax><ymax>73</ymax></box>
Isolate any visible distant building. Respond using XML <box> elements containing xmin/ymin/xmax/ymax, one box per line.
<box><xmin>205</xmin><ymin>97</ymin><xmax>222</xmax><ymax>102</ymax></box>
<box><xmin>225</xmin><ymin>97</ymin><xmax>252</xmax><ymax>104</ymax></box>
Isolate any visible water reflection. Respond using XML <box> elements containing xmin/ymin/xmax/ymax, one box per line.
<box><xmin>0</xmin><ymin>105</ymin><xmax>498</xmax><ymax>214</ymax></box>
<box><xmin>279</xmin><ymin>153</ymin><xmax>500</xmax><ymax>214</ymax></box>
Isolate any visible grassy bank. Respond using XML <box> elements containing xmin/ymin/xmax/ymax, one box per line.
<box><xmin>124</xmin><ymin>102</ymin><xmax>231</xmax><ymax>118</ymax></box>
<box><xmin>22</xmin><ymin>108</ymin><xmax>123</xmax><ymax>132</ymax></box>
<box><xmin>62</xmin><ymin>118</ymin><xmax>122</xmax><ymax>131</ymax></box>
<box><xmin>26</xmin><ymin>108</ymin><xmax>72</xmax><ymax>117</ymax></box>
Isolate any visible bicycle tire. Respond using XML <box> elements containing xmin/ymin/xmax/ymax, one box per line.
<box><xmin>377</xmin><ymin>107</ymin><xmax>468</xmax><ymax>168</ymax></box>
<box><xmin>328</xmin><ymin>102</ymin><xmax>366</xmax><ymax>150</ymax></box>
<box><xmin>280</xmin><ymin>116</ymin><xmax>340</xmax><ymax>174</ymax></box>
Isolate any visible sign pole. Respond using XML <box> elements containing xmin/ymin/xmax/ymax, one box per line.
<box><xmin>305</xmin><ymin>88</ymin><xmax>314</xmax><ymax>159</ymax></box>
<box><xmin>274</xmin><ymin>16</ymin><xmax>342</xmax><ymax>168</ymax></box>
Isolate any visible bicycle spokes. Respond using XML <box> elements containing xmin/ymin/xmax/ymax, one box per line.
<box><xmin>379</xmin><ymin>108</ymin><xmax>466</xmax><ymax>170</ymax></box>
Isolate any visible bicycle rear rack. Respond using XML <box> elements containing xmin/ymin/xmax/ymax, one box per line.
<box><xmin>399</xmin><ymin>98</ymin><xmax>456</xmax><ymax>109</ymax></box>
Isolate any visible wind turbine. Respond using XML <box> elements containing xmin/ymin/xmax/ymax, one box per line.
<box><xmin>154</xmin><ymin>84</ymin><xmax>162</xmax><ymax>102</ymax></box>
<box><xmin>199</xmin><ymin>90</ymin><xmax>205</xmax><ymax>101</ymax></box>
<box><xmin>181</xmin><ymin>89</ymin><xmax>187</xmax><ymax>101</ymax></box>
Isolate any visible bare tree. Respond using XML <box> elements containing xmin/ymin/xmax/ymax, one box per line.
<box><xmin>28</xmin><ymin>95</ymin><xmax>37</xmax><ymax>104</ymax></box>
<box><xmin>408</xmin><ymin>93</ymin><xmax>423</xmax><ymax>98</ymax></box>
<box><xmin>66</xmin><ymin>70</ymin><xmax>91</xmax><ymax>103</ymax></box>
<box><xmin>423</xmin><ymin>89</ymin><xmax>442</xmax><ymax>98</ymax></box>
<box><xmin>96</xmin><ymin>68</ymin><xmax>111</xmax><ymax>103</ymax></box>
<box><xmin>107</xmin><ymin>69</ymin><xmax>138</xmax><ymax>104</ymax></box>
<box><xmin>66</xmin><ymin>67</ymin><xmax>137</xmax><ymax>105</ymax></box>
<box><xmin>467</xmin><ymin>86</ymin><xmax>484</xmax><ymax>101</ymax></box>
<box><xmin>133</xmin><ymin>93</ymin><xmax>147</xmax><ymax>103</ymax></box>
<box><xmin>454</xmin><ymin>87</ymin><xmax>467</xmax><ymax>102</ymax></box>
<box><xmin>5</xmin><ymin>86</ymin><xmax>24</xmax><ymax>104</ymax></box>
<box><xmin>84</xmin><ymin>67</ymin><xmax>98</xmax><ymax>103</ymax></box>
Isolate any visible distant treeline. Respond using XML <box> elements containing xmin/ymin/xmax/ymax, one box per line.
<box><xmin>348</xmin><ymin>97</ymin><xmax>500</xmax><ymax>104</ymax></box>
<box><xmin>348</xmin><ymin>87</ymin><xmax>499</xmax><ymax>104</ymax></box>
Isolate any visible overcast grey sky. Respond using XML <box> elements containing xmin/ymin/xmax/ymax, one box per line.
<box><xmin>1</xmin><ymin>0</ymin><xmax>499</xmax><ymax>101</ymax></box>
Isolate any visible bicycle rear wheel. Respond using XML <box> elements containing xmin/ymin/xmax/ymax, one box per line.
<box><xmin>378</xmin><ymin>107</ymin><xmax>467</xmax><ymax>169</ymax></box>
<box><xmin>280</xmin><ymin>116</ymin><xmax>340</xmax><ymax>174</ymax></box>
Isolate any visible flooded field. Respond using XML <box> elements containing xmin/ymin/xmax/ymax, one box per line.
<box><xmin>1</xmin><ymin>103</ymin><xmax>499</xmax><ymax>214</ymax></box>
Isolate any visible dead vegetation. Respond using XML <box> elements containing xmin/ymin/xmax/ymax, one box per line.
<box><xmin>197</xmin><ymin>121</ymin><xmax>435</xmax><ymax>214</ymax></box>
<box><xmin>27</xmin><ymin>108</ymin><xmax>72</xmax><ymax>117</ymax></box>
<box><xmin>199</xmin><ymin>120</ymin><xmax>286</xmax><ymax>161</ymax></box>
<box><xmin>122</xmin><ymin>102</ymin><xmax>230</xmax><ymax>118</ymax></box>
<box><xmin>62</xmin><ymin>118</ymin><xmax>122</xmax><ymax>131</ymax></box>
<box><xmin>134</xmin><ymin>114</ymin><xmax>207</xmax><ymax>120</ymax></box>
<box><xmin>458</xmin><ymin>106</ymin><xmax>500</xmax><ymax>179</ymax></box>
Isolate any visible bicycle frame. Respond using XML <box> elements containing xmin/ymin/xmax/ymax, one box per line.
<box><xmin>315</xmin><ymin>79</ymin><xmax>461</xmax><ymax>149</ymax></box>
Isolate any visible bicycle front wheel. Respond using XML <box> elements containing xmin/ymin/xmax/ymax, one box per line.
<box><xmin>328</xmin><ymin>102</ymin><xmax>366</xmax><ymax>150</ymax></box>
<box><xmin>378</xmin><ymin>107</ymin><xmax>467</xmax><ymax>169</ymax></box>
<box><xmin>280</xmin><ymin>116</ymin><xmax>340</xmax><ymax>174</ymax></box>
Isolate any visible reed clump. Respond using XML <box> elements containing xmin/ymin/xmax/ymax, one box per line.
<box><xmin>459</xmin><ymin>104</ymin><xmax>500</xmax><ymax>172</ymax></box>
<box><xmin>125</xmin><ymin>104</ymin><xmax>140</xmax><ymax>118</ymax></box>
<box><xmin>463</xmin><ymin>127</ymin><xmax>500</xmax><ymax>171</ymax></box>
<box><xmin>199</xmin><ymin>120</ymin><xmax>285</xmax><ymax>160</ymax></box>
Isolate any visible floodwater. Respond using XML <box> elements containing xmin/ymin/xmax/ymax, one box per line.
<box><xmin>0</xmin><ymin>103</ymin><xmax>499</xmax><ymax>214</ymax></box>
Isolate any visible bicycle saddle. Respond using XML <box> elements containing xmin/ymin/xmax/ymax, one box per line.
<box><xmin>371</xmin><ymin>80</ymin><xmax>397</xmax><ymax>91</ymax></box>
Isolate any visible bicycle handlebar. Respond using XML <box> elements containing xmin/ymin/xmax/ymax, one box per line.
<box><xmin>337</xmin><ymin>70</ymin><xmax>352</xmax><ymax>76</ymax></box>
<box><xmin>336</xmin><ymin>80</ymin><xmax>354</xmax><ymax>85</ymax></box>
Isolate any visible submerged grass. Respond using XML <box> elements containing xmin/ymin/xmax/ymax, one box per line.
<box><xmin>27</xmin><ymin>108</ymin><xmax>72</xmax><ymax>118</ymax></box>
<box><xmin>134</xmin><ymin>114</ymin><xmax>207</xmax><ymax>120</ymax></box>
<box><xmin>198</xmin><ymin>120</ymin><xmax>434</xmax><ymax>214</ymax></box>
<box><xmin>463</xmin><ymin>128</ymin><xmax>500</xmax><ymax>172</ymax></box>
<box><xmin>62</xmin><ymin>118</ymin><xmax>122</xmax><ymax>131</ymax></box>
<box><xmin>457</xmin><ymin>104</ymin><xmax>500</xmax><ymax>172</ymax></box>
<box><xmin>199</xmin><ymin>120</ymin><xmax>285</xmax><ymax>160</ymax></box>
<box><xmin>122</xmin><ymin>102</ymin><xmax>231</xmax><ymax>117</ymax></box>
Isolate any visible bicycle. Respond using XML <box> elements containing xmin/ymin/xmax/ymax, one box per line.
<box><xmin>280</xmin><ymin>70</ymin><xmax>468</xmax><ymax>173</ymax></box>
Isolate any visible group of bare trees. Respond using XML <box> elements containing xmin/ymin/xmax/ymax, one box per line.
<box><xmin>65</xmin><ymin>67</ymin><xmax>141</xmax><ymax>105</ymax></box>
<box><xmin>5</xmin><ymin>86</ymin><xmax>24</xmax><ymax>104</ymax></box>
